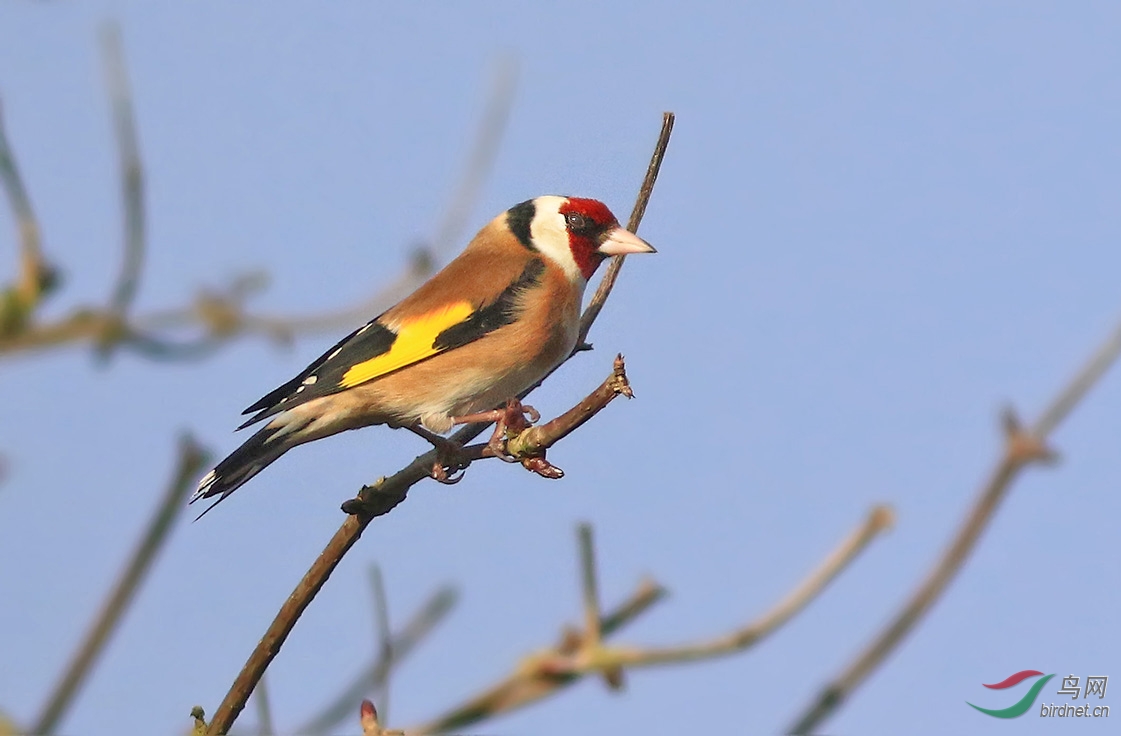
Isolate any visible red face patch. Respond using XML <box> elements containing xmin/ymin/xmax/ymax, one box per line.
<box><xmin>559</xmin><ymin>198</ymin><xmax>619</xmax><ymax>280</ymax></box>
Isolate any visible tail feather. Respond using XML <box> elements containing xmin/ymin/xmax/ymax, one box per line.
<box><xmin>191</xmin><ymin>418</ymin><xmax>311</xmax><ymax>518</ymax></box>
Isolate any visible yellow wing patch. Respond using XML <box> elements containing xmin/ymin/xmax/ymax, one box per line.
<box><xmin>339</xmin><ymin>301</ymin><xmax>475</xmax><ymax>388</ymax></box>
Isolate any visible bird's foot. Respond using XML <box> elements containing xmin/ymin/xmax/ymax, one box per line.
<box><xmin>452</xmin><ymin>399</ymin><xmax>540</xmax><ymax>462</ymax></box>
<box><xmin>406</xmin><ymin>424</ymin><xmax>471</xmax><ymax>484</ymax></box>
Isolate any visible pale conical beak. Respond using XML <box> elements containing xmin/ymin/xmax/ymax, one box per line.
<box><xmin>598</xmin><ymin>227</ymin><xmax>656</xmax><ymax>256</ymax></box>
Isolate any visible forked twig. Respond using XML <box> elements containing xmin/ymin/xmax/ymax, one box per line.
<box><xmin>411</xmin><ymin>509</ymin><xmax>890</xmax><ymax>734</ymax></box>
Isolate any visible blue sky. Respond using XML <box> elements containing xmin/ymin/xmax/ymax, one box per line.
<box><xmin>1</xmin><ymin>3</ymin><xmax>1119</xmax><ymax>734</ymax></box>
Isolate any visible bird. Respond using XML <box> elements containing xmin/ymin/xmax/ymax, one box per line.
<box><xmin>191</xmin><ymin>195</ymin><xmax>655</xmax><ymax>513</ymax></box>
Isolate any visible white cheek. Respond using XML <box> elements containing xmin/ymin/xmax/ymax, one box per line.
<box><xmin>529</xmin><ymin>205</ymin><xmax>583</xmax><ymax>282</ymax></box>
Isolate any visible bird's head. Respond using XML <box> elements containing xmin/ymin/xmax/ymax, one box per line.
<box><xmin>507</xmin><ymin>195</ymin><xmax>656</xmax><ymax>282</ymax></box>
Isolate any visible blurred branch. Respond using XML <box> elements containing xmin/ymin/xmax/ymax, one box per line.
<box><xmin>31</xmin><ymin>434</ymin><xmax>210</xmax><ymax>735</ymax></box>
<box><xmin>96</xmin><ymin>24</ymin><xmax>146</xmax><ymax>357</ymax></box>
<box><xmin>430</xmin><ymin>56</ymin><xmax>518</xmax><ymax>258</ymax></box>
<box><xmin>0</xmin><ymin>60</ymin><xmax>517</xmax><ymax>361</ymax></box>
<box><xmin>416</xmin><ymin>577</ymin><xmax>667</xmax><ymax>735</ymax></box>
<box><xmin>252</xmin><ymin>675</ymin><xmax>274</xmax><ymax>736</ymax></box>
<box><xmin>412</xmin><ymin>509</ymin><xmax>890</xmax><ymax>734</ymax></box>
<box><xmin>0</xmin><ymin>96</ymin><xmax>56</xmax><ymax>336</ymax></box>
<box><xmin>297</xmin><ymin>585</ymin><xmax>457</xmax><ymax>735</ymax></box>
<box><xmin>788</xmin><ymin>314</ymin><xmax>1121</xmax><ymax>734</ymax></box>
<box><xmin>368</xmin><ymin>565</ymin><xmax>392</xmax><ymax>727</ymax></box>
<box><xmin>203</xmin><ymin>114</ymin><xmax>674</xmax><ymax>735</ymax></box>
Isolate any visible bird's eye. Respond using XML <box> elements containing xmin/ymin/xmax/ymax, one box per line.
<box><xmin>565</xmin><ymin>212</ymin><xmax>590</xmax><ymax>232</ymax></box>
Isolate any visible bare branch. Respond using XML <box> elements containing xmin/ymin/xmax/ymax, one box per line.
<box><xmin>576</xmin><ymin>111</ymin><xmax>674</xmax><ymax>347</ymax></box>
<box><xmin>578</xmin><ymin>524</ymin><xmax>602</xmax><ymax>651</ymax></box>
<box><xmin>0</xmin><ymin>63</ymin><xmax>518</xmax><ymax>361</ymax></box>
<box><xmin>430</xmin><ymin>57</ymin><xmax>518</xmax><ymax>258</ymax></box>
<box><xmin>95</xmin><ymin>23</ymin><xmax>146</xmax><ymax>357</ymax></box>
<box><xmin>0</xmin><ymin>96</ymin><xmax>54</xmax><ymax>332</ymax></box>
<box><xmin>296</xmin><ymin>585</ymin><xmax>457</xmax><ymax>735</ymax></box>
<box><xmin>204</xmin><ymin>118</ymin><xmax>673</xmax><ymax>735</ymax></box>
<box><xmin>31</xmin><ymin>434</ymin><xmax>210</xmax><ymax>735</ymax></box>
<box><xmin>788</xmin><ymin>314</ymin><xmax>1121</xmax><ymax>734</ymax></box>
<box><xmin>368</xmin><ymin>565</ymin><xmax>392</xmax><ymax>727</ymax></box>
<box><xmin>412</xmin><ymin>578</ymin><xmax>667</xmax><ymax>735</ymax></box>
<box><xmin>252</xmin><ymin>674</ymin><xmax>275</xmax><ymax>736</ymax></box>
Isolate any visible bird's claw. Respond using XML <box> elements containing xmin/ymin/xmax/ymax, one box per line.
<box><xmin>431</xmin><ymin>461</ymin><xmax>466</xmax><ymax>484</ymax></box>
<box><xmin>488</xmin><ymin>399</ymin><xmax>539</xmax><ymax>461</ymax></box>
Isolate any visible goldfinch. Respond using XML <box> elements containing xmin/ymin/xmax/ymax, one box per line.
<box><xmin>192</xmin><ymin>195</ymin><xmax>655</xmax><ymax>510</ymax></box>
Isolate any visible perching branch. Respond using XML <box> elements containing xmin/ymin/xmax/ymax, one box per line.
<box><xmin>788</xmin><ymin>313</ymin><xmax>1121</xmax><ymax>734</ymax></box>
<box><xmin>203</xmin><ymin>113</ymin><xmax>674</xmax><ymax>735</ymax></box>
<box><xmin>410</xmin><ymin>509</ymin><xmax>891</xmax><ymax>734</ymax></box>
<box><xmin>30</xmin><ymin>434</ymin><xmax>209</xmax><ymax>735</ymax></box>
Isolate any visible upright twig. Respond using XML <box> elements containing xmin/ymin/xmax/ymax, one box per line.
<box><xmin>368</xmin><ymin>564</ymin><xmax>393</xmax><ymax>727</ymax></box>
<box><xmin>576</xmin><ymin>111</ymin><xmax>673</xmax><ymax>347</ymax></box>
<box><xmin>429</xmin><ymin>56</ymin><xmax>518</xmax><ymax>258</ymax></box>
<box><xmin>578</xmin><ymin>523</ymin><xmax>602</xmax><ymax>651</ymax></box>
<box><xmin>0</xmin><ymin>97</ymin><xmax>53</xmax><ymax>330</ymax></box>
<box><xmin>31</xmin><ymin>434</ymin><xmax>209</xmax><ymax>735</ymax></box>
<box><xmin>297</xmin><ymin>585</ymin><xmax>457</xmax><ymax>735</ymax></box>
<box><xmin>204</xmin><ymin>115</ymin><xmax>674</xmax><ymax>735</ymax></box>
<box><xmin>96</xmin><ymin>24</ymin><xmax>146</xmax><ymax>356</ymax></box>
<box><xmin>788</xmin><ymin>315</ymin><xmax>1121</xmax><ymax>734</ymax></box>
<box><xmin>413</xmin><ymin>579</ymin><xmax>668</xmax><ymax>735</ymax></box>
<box><xmin>252</xmin><ymin>675</ymin><xmax>275</xmax><ymax>736</ymax></box>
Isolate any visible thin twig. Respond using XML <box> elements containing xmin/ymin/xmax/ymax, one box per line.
<box><xmin>96</xmin><ymin>24</ymin><xmax>147</xmax><ymax>356</ymax></box>
<box><xmin>31</xmin><ymin>434</ymin><xmax>209</xmax><ymax>735</ymax></box>
<box><xmin>430</xmin><ymin>56</ymin><xmax>518</xmax><ymax>258</ymax></box>
<box><xmin>411</xmin><ymin>579</ymin><xmax>667</xmax><ymax>735</ymax></box>
<box><xmin>576</xmin><ymin>112</ymin><xmax>674</xmax><ymax>347</ymax></box>
<box><xmin>578</xmin><ymin>524</ymin><xmax>602</xmax><ymax>650</ymax></box>
<box><xmin>204</xmin><ymin>117</ymin><xmax>674</xmax><ymax>735</ymax></box>
<box><xmin>297</xmin><ymin>586</ymin><xmax>457</xmax><ymax>735</ymax></box>
<box><xmin>368</xmin><ymin>564</ymin><xmax>392</xmax><ymax>727</ymax></box>
<box><xmin>253</xmin><ymin>674</ymin><xmax>275</xmax><ymax>736</ymax></box>
<box><xmin>0</xmin><ymin>96</ymin><xmax>52</xmax><ymax>324</ymax></box>
<box><xmin>788</xmin><ymin>315</ymin><xmax>1121</xmax><ymax>734</ymax></box>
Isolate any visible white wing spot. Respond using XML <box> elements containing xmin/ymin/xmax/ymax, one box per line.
<box><xmin>327</xmin><ymin>348</ymin><xmax>343</xmax><ymax>360</ymax></box>
<box><xmin>295</xmin><ymin>385</ymin><xmax>305</xmax><ymax>393</ymax></box>
<box><xmin>302</xmin><ymin>375</ymin><xmax>318</xmax><ymax>385</ymax></box>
